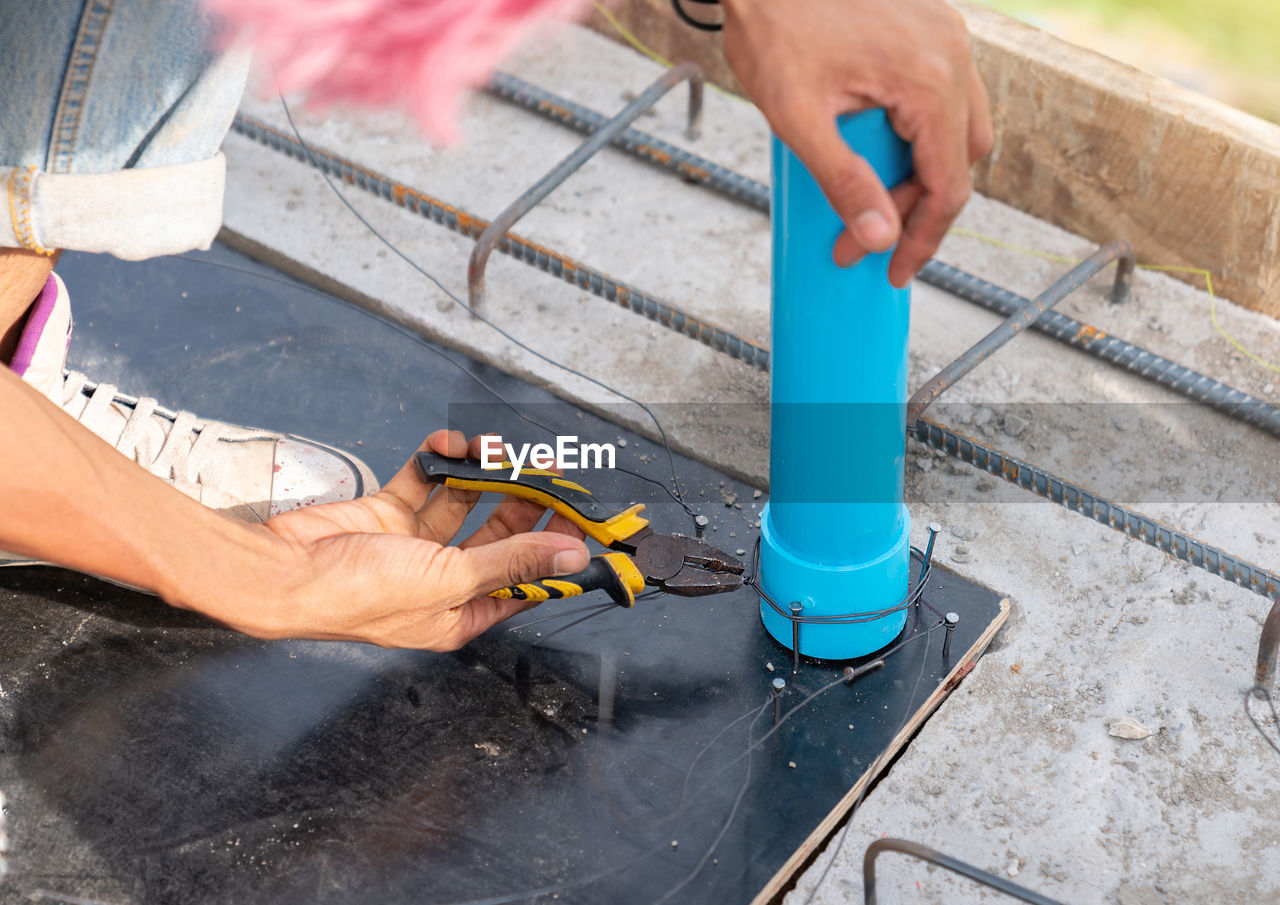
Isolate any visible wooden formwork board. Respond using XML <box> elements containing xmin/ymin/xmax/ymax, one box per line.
<box><xmin>587</xmin><ymin>1</ymin><xmax>1280</xmax><ymax>318</ymax></box>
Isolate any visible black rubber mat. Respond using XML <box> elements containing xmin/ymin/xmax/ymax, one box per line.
<box><xmin>0</xmin><ymin>246</ymin><xmax>1005</xmax><ymax>905</ymax></box>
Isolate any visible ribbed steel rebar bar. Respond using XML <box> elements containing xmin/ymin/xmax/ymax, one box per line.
<box><xmin>1257</xmin><ymin>598</ymin><xmax>1280</xmax><ymax>688</ymax></box>
<box><xmin>230</xmin><ymin>113</ymin><xmax>770</xmax><ymax>370</ymax></box>
<box><xmin>238</xmin><ymin>110</ymin><xmax>1279</xmax><ymax>605</ymax></box>
<box><xmin>470</xmin><ymin>64</ymin><xmax>703</xmax><ymax>310</ymax></box>
<box><xmin>913</xmin><ymin>418</ymin><xmax>1280</xmax><ymax>603</ymax></box>
<box><xmin>864</xmin><ymin>838</ymin><xmax>1066</xmax><ymax>905</ymax></box>
<box><xmin>907</xmin><ymin>241</ymin><xmax>1134</xmax><ymax>431</ymax></box>
<box><xmin>916</xmin><ymin>261</ymin><xmax>1280</xmax><ymax>438</ymax></box>
<box><xmin>489</xmin><ymin>74</ymin><xmax>1280</xmax><ymax>440</ymax></box>
<box><xmin>486</xmin><ymin>71</ymin><xmax>768</xmax><ymax>209</ymax></box>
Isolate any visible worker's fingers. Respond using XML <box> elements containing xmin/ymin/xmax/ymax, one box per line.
<box><xmin>411</xmin><ymin>431</ymin><xmax>488</xmax><ymax>544</ymax></box>
<box><xmin>833</xmin><ymin>179</ymin><xmax>928</xmax><ymax>268</ymax></box>
<box><xmin>460</xmin><ymin>495</ymin><xmax>554</xmax><ymax>549</ymax></box>
<box><xmin>888</xmin><ymin>109</ymin><xmax>972</xmax><ymax>288</ymax></box>
<box><xmin>381</xmin><ymin>429</ymin><xmax>468</xmax><ymax>515</ymax></box>
<box><xmin>889</xmin><ymin>179</ymin><xmax>926</xmax><ymax>223</ymax></box>
<box><xmin>967</xmin><ymin>69</ymin><xmax>995</xmax><ymax>164</ymax></box>
<box><xmin>444</xmin><ymin>532</ymin><xmax>591</xmax><ymax>606</ymax></box>
<box><xmin>785</xmin><ymin>114</ymin><xmax>903</xmax><ymax>268</ymax></box>
<box><xmin>543</xmin><ymin>511</ymin><xmax>587</xmax><ymax>540</ymax></box>
<box><xmin>445</xmin><ymin>594</ymin><xmax>549</xmax><ymax>649</ymax></box>
<box><xmin>469</xmin><ymin>432</ymin><xmax>504</xmax><ymax>466</ymax></box>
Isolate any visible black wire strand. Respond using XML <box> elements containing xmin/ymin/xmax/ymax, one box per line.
<box><xmin>172</xmin><ymin>253</ymin><xmax>695</xmax><ymax>517</ymax></box>
<box><xmin>678</xmin><ymin>699</ymin><xmax>771</xmax><ymax>809</ymax></box>
<box><xmin>531</xmin><ymin>605</ymin><xmax>616</xmax><ymax>647</ymax></box>
<box><xmin>800</xmin><ymin>622</ymin><xmax>938</xmax><ymax>905</ymax></box>
<box><xmin>649</xmin><ymin>704</ymin><xmax>769</xmax><ymax>905</ymax></box>
<box><xmin>275</xmin><ymin>95</ymin><xmax>697</xmax><ymax>525</ymax></box>
<box><xmin>645</xmin><ymin>624</ymin><xmax>941</xmax><ymax>902</ymax></box>
<box><xmin>507</xmin><ymin>602</ymin><xmax>617</xmax><ymax>632</ymax></box>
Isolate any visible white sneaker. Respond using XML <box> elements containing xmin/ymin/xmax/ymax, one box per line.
<box><xmin>2</xmin><ymin>273</ymin><xmax>379</xmax><ymax>565</ymax></box>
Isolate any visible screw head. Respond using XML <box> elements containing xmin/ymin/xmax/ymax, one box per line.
<box><xmin>945</xmin><ymin>611</ymin><xmax>960</xmax><ymax>627</ymax></box>
<box><xmin>789</xmin><ymin>601</ymin><xmax>803</xmax><ymax>615</ymax></box>
<box><xmin>771</xmin><ymin>677</ymin><xmax>786</xmax><ymax>692</ymax></box>
<box><xmin>928</xmin><ymin>522</ymin><xmax>942</xmax><ymax>534</ymax></box>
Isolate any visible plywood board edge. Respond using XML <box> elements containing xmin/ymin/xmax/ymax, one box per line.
<box><xmin>749</xmin><ymin>596</ymin><xmax>1013</xmax><ymax>905</ymax></box>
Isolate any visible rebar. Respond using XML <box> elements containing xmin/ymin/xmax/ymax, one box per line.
<box><xmin>490</xmin><ymin>75</ymin><xmax>1280</xmax><ymax>440</ymax></box>
<box><xmin>230</xmin><ymin>113</ymin><xmax>770</xmax><ymax>370</ymax></box>
<box><xmin>486</xmin><ymin>71</ymin><xmax>767</xmax><ymax>208</ymax></box>
<box><xmin>907</xmin><ymin>241</ymin><xmax>1134</xmax><ymax>431</ymax></box>
<box><xmin>912</xmin><ymin>417</ymin><xmax>1280</xmax><ymax>603</ymax></box>
<box><xmin>470</xmin><ymin>64</ymin><xmax>703</xmax><ymax>311</ymax></box>
<box><xmin>1256</xmin><ymin>598</ymin><xmax>1280</xmax><ymax>689</ymax></box>
<box><xmin>236</xmin><ymin>103</ymin><xmax>1280</xmax><ymax>611</ymax></box>
<box><xmin>916</xmin><ymin>261</ymin><xmax>1280</xmax><ymax>439</ymax></box>
<box><xmin>864</xmin><ymin>838</ymin><xmax>1066</xmax><ymax>905</ymax></box>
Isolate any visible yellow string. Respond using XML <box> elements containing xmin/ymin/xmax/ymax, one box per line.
<box><xmin>950</xmin><ymin>228</ymin><xmax>1280</xmax><ymax>374</ymax></box>
<box><xmin>591</xmin><ymin>2</ymin><xmax>740</xmax><ymax>100</ymax></box>
<box><xmin>948</xmin><ymin>227</ymin><xmax>1078</xmax><ymax>265</ymax></box>
<box><xmin>592</xmin><ymin>3</ymin><xmax>1279</xmax><ymax>375</ymax></box>
<box><xmin>593</xmin><ymin>2</ymin><xmax>674</xmax><ymax>68</ymax></box>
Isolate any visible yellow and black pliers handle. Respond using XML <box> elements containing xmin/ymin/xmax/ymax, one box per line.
<box><xmin>413</xmin><ymin>452</ymin><xmax>650</xmax><ymax>549</ymax></box>
<box><xmin>491</xmin><ymin>552</ymin><xmax>646</xmax><ymax>608</ymax></box>
<box><xmin>413</xmin><ymin>452</ymin><xmax>744</xmax><ymax>603</ymax></box>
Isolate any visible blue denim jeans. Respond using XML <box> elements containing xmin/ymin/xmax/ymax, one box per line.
<box><xmin>0</xmin><ymin>0</ymin><xmax>247</xmax><ymax>258</ymax></box>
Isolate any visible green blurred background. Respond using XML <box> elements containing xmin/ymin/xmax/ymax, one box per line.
<box><xmin>986</xmin><ymin>0</ymin><xmax>1280</xmax><ymax>121</ymax></box>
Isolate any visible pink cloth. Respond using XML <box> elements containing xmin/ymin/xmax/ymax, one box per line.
<box><xmin>204</xmin><ymin>0</ymin><xmax>595</xmax><ymax>145</ymax></box>
<box><xmin>8</xmin><ymin>275</ymin><xmax>60</xmax><ymax>378</ymax></box>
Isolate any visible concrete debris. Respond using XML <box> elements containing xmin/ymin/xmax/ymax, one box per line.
<box><xmin>1003</xmin><ymin>413</ymin><xmax>1027</xmax><ymax>436</ymax></box>
<box><xmin>916</xmin><ymin>457</ymin><xmax>935</xmax><ymax>472</ymax></box>
<box><xmin>1116</xmin><ymin>883</ymin><xmax>1165</xmax><ymax>905</ymax></box>
<box><xmin>753</xmin><ymin>489</ymin><xmax>762</xmax><ymax>499</ymax></box>
<box><xmin>1108</xmin><ymin>717</ymin><xmax>1153</xmax><ymax>740</ymax></box>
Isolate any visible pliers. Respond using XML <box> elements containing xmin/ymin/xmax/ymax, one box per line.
<box><xmin>414</xmin><ymin>452</ymin><xmax>745</xmax><ymax>607</ymax></box>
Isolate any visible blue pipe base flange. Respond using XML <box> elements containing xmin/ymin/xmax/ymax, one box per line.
<box><xmin>758</xmin><ymin>502</ymin><xmax>911</xmax><ymax>660</ymax></box>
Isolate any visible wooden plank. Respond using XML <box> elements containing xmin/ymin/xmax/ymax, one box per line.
<box><xmin>586</xmin><ymin>1</ymin><xmax>1280</xmax><ymax>318</ymax></box>
<box><xmin>749</xmin><ymin>597</ymin><xmax>1012</xmax><ymax>905</ymax></box>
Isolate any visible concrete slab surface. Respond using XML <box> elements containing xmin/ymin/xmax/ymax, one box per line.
<box><xmin>219</xmin><ymin>25</ymin><xmax>1280</xmax><ymax>904</ymax></box>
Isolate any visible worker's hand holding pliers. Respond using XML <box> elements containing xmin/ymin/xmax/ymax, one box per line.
<box><xmin>414</xmin><ymin>451</ymin><xmax>745</xmax><ymax>608</ymax></box>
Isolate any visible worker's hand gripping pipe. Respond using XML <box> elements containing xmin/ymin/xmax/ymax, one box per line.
<box><xmin>759</xmin><ymin>111</ymin><xmax>915</xmax><ymax>660</ymax></box>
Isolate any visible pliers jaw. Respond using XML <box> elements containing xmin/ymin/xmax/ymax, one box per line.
<box><xmin>629</xmin><ymin>531</ymin><xmax>745</xmax><ymax>597</ymax></box>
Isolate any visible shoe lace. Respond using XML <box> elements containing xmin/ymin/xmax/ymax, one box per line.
<box><xmin>62</xmin><ymin>371</ymin><xmax>227</xmax><ymax>484</ymax></box>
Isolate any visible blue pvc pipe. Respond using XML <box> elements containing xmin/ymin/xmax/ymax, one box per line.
<box><xmin>759</xmin><ymin>110</ymin><xmax>914</xmax><ymax>660</ymax></box>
